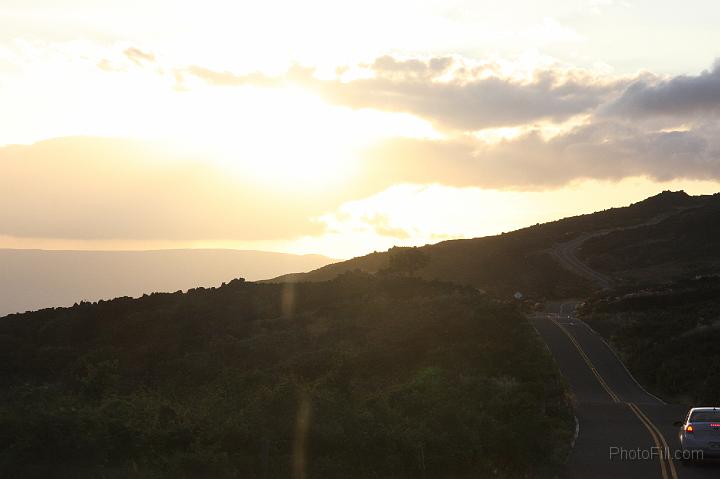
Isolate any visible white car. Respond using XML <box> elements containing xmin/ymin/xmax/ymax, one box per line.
<box><xmin>677</xmin><ymin>407</ymin><xmax>720</xmax><ymax>459</ymax></box>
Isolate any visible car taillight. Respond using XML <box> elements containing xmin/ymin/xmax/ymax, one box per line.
<box><xmin>686</xmin><ymin>425</ymin><xmax>694</xmax><ymax>433</ymax></box>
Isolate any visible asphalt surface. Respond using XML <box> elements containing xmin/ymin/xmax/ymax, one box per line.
<box><xmin>530</xmin><ymin>302</ymin><xmax>720</xmax><ymax>478</ymax></box>
<box><xmin>548</xmin><ymin>208</ymin><xmax>693</xmax><ymax>290</ymax></box>
<box><xmin>551</xmin><ymin>235</ymin><xmax>614</xmax><ymax>289</ymax></box>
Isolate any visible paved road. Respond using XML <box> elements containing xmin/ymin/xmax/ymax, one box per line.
<box><xmin>549</xmin><ymin>208</ymin><xmax>694</xmax><ymax>289</ymax></box>
<box><xmin>531</xmin><ymin>302</ymin><xmax>720</xmax><ymax>478</ymax></box>
<box><xmin>551</xmin><ymin>235</ymin><xmax>614</xmax><ymax>288</ymax></box>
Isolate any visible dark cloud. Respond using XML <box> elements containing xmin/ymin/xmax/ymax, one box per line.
<box><xmin>603</xmin><ymin>61</ymin><xmax>720</xmax><ymax>118</ymax></box>
<box><xmin>362</xmin><ymin>121</ymin><xmax>720</xmax><ymax>189</ymax></box>
<box><xmin>488</xmin><ymin>122</ymin><xmax>720</xmax><ymax>185</ymax></box>
<box><xmin>315</xmin><ymin>62</ymin><xmax>622</xmax><ymax>130</ymax></box>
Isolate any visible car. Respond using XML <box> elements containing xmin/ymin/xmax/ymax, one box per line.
<box><xmin>675</xmin><ymin>407</ymin><xmax>720</xmax><ymax>460</ymax></box>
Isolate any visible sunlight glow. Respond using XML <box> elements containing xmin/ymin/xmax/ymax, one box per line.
<box><xmin>4</xmin><ymin>0</ymin><xmax>720</xmax><ymax>260</ymax></box>
<box><xmin>0</xmin><ymin>41</ymin><xmax>440</xmax><ymax>190</ymax></box>
<box><xmin>284</xmin><ymin>177</ymin><xmax>720</xmax><ymax>258</ymax></box>
<box><xmin>176</xmin><ymin>86</ymin><xmax>439</xmax><ymax>189</ymax></box>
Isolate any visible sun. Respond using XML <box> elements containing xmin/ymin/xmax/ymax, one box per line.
<box><xmin>170</xmin><ymin>84</ymin><xmax>437</xmax><ymax>191</ymax></box>
<box><xmin>178</xmin><ymin>86</ymin><xmax>358</xmax><ymax>189</ymax></box>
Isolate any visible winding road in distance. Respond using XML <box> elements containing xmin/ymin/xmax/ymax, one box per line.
<box><xmin>548</xmin><ymin>207</ymin><xmax>697</xmax><ymax>290</ymax></box>
<box><xmin>531</xmin><ymin>219</ymin><xmax>719</xmax><ymax>478</ymax></box>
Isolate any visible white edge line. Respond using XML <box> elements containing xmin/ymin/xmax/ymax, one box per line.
<box><xmin>576</xmin><ymin>318</ymin><xmax>667</xmax><ymax>405</ymax></box>
<box><xmin>570</xmin><ymin>415</ymin><xmax>580</xmax><ymax>454</ymax></box>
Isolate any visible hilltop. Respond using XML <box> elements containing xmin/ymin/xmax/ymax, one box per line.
<box><xmin>270</xmin><ymin>191</ymin><xmax>717</xmax><ymax>298</ymax></box>
<box><xmin>579</xmin><ymin>194</ymin><xmax>720</xmax><ymax>284</ymax></box>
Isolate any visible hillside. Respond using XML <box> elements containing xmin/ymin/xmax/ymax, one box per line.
<box><xmin>270</xmin><ymin>191</ymin><xmax>708</xmax><ymax>298</ymax></box>
<box><xmin>0</xmin><ymin>273</ymin><xmax>572</xmax><ymax>478</ymax></box>
<box><xmin>579</xmin><ymin>276</ymin><xmax>720</xmax><ymax>405</ymax></box>
<box><xmin>0</xmin><ymin>249</ymin><xmax>334</xmax><ymax>316</ymax></box>
<box><xmin>578</xmin><ymin>193</ymin><xmax>720</xmax><ymax>284</ymax></box>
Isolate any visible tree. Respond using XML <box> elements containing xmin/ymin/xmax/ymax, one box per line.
<box><xmin>385</xmin><ymin>247</ymin><xmax>430</xmax><ymax>277</ymax></box>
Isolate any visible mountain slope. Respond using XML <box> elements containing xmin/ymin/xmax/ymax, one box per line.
<box><xmin>0</xmin><ymin>249</ymin><xmax>334</xmax><ymax>316</ymax></box>
<box><xmin>580</xmin><ymin>275</ymin><xmax>720</xmax><ymax>405</ymax></box>
<box><xmin>578</xmin><ymin>193</ymin><xmax>720</xmax><ymax>284</ymax></box>
<box><xmin>270</xmin><ymin>191</ymin><xmax>708</xmax><ymax>299</ymax></box>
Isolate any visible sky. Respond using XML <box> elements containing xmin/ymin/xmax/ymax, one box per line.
<box><xmin>2</xmin><ymin>0</ymin><xmax>720</xmax><ymax>259</ymax></box>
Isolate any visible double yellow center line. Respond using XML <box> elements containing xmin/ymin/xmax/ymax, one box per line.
<box><xmin>550</xmin><ymin>317</ymin><xmax>621</xmax><ymax>402</ymax></box>
<box><xmin>627</xmin><ymin>402</ymin><xmax>677</xmax><ymax>479</ymax></box>
<box><xmin>549</xmin><ymin>316</ymin><xmax>678</xmax><ymax>479</ymax></box>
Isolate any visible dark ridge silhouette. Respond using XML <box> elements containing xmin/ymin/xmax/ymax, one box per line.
<box><xmin>268</xmin><ymin>191</ymin><xmax>715</xmax><ymax>299</ymax></box>
<box><xmin>0</xmin><ymin>248</ymin><xmax>334</xmax><ymax>317</ymax></box>
<box><xmin>579</xmin><ymin>192</ymin><xmax>720</xmax><ymax>283</ymax></box>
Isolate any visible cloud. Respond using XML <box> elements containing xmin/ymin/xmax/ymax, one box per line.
<box><xmin>189</xmin><ymin>55</ymin><xmax>627</xmax><ymax>131</ymax></box>
<box><xmin>347</xmin><ymin>57</ymin><xmax>623</xmax><ymax>128</ymax></box>
<box><xmin>123</xmin><ymin>47</ymin><xmax>156</xmax><ymax>65</ymax></box>
<box><xmin>3</xmin><ymin>125</ymin><xmax>719</xmax><ymax>245</ymax></box>
<box><xmin>0</xmin><ymin>137</ymin><xmax>335</xmax><ymax>242</ymax></box>
<box><xmin>184</xmin><ymin>54</ymin><xmax>720</xmax><ymax>134</ymax></box>
<box><xmin>96</xmin><ymin>46</ymin><xmax>157</xmax><ymax>73</ymax></box>
<box><xmin>369</xmin><ymin>55</ymin><xmax>455</xmax><ymax>79</ymax></box>
<box><xmin>186</xmin><ymin>65</ymin><xmax>278</xmax><ymax>87</ymax></box>
<box><xmin>603</xmin><ymin>61</ymin><xmax>720</xmax><ymax>118</ymax></box>
<box><xmin>361</xmin><ymin>120</ymin><xmax>720</xmax><ymax>189</ymax></box>
<box><xmin>364</xmin><ymin>214</ymin><xmax>412</xmax><ymax>239</ymax></box>
<box><xmin>92</xmin><ymin>51</ymin><xmax>720</xmax><ymax>190</ymax></box>
<box><xmin>298</xmin><ymin>57</ymin><xmax>720</xmax><ymax>186</ymax></box>
<box><xmin>316</xmin><ymin>71</ymin><xmax>616</xmax><ymax>131</ymax></box>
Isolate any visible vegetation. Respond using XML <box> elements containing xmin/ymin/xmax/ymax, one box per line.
<box><xmin>0</xmin><ymin>272</ymin><xmax>573</xmax><ymax>478</ymax></box>
<box><xmin>272</xmin><ymin>234</ymin><xmax>592</xmax><ymax>300</ymax></box>
<box><xmin>579</xmin><ymin>276</ymin><xmax>720</xmax><ymax>405</ymax></box>
<box><xmin>383</xmin><ymin>247</ymin><xmax>430</xmax><ymax>276</ymax></box>
<box><xmin>579</xmin><ymin>192</ymin><xmax>720</xmax><ymax>283</ymax></box>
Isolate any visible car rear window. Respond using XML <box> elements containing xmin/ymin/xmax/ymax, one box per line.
<box><xmin>690</xmin><ymin>411</ymin><xmax>720</xmax><ymax>422</ymax></box>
